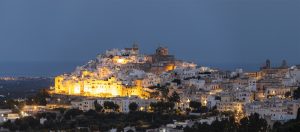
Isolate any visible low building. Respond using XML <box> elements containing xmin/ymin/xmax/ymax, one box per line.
<box><xmin>0</xmin><ymin>109</ymin><xmax>13</xmax><ymax>123</ymax></box>
<box><xmin>71</xmin><ymin>96</ymin><xmax>157</xmax><ymax>113</ymax></box>
<box><xmin>264</xmin><ymin>87</ymin><xmax>290</xmax><ymax>98</ymax></box>
<box><xmin>245</xmin><ymin>98</ymin><xmax>300</xmax><ymax>122</ymax></box>
<box><xmin>0</xmin><ymin>113</ymin><xmax>20</xmax><ymax>123</ymax></box>
<box><xmin>217</xmin><ymin>101</ymin><xmax>245</xmax><ymax>113</ymax></box>
<box><xmin>22</xmin><ymin>105</ymin><xmax>46</xmax><ymax>115</ymax></box>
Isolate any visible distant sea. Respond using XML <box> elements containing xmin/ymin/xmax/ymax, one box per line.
<box><xmin>0</xmin><ymin>61</ymin><xmax>286</xmax><ymax>77</ymax></box>
<box><xmin>0</xmin><ymin>61</ymin><xmax>86</xmax><ymax>77</ymax></box>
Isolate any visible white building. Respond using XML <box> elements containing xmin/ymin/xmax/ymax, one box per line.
<box><xmin>183</xmin><ymin>79</ymin><xmax>205</xmax><ymax>90</ymax></box>
<box><xmin>206</xmin><ymin>95</ymin><xmax>219</xmax><ymax>109</ymax></box>
<box><xmin>234</xmin><ymin>90</ymin><xmax>254</xmax><ymax>103</ymax></box>
<box><xmin>248</xmin><ymin>78</ymin><xmax>257</xmax><ymax>91</ymax></box>
<box><xmin>71</xmin><ymin>97</ymin><xmax>157</xmax><ymax>113</ymax></box>
<box><xmin>0</xmin><ymin>109</ymin><xmax>12</xmax><ymax>123</ymax></box>
<box><xmin>245</xmin><ymin>99</ymin><xmax>300</xmax><ymax>122</ymax></box>
<box><xmin>142</xmin><ymin>73</ymin><xmax>161</xmax><ymax>88</ymax></box>
<box><xmin>173</xmin><ymin>68</ymin><xmax>198</xmax><ymax>79</ymax></box>
<box><xmin>71</xmin><ymin>99</ymin><xmax>95</xmax><ymax>111</ymax></box>
<box><xmin>264</xmin><ymin>87</ymin><xmax>290</xmax><ymax>98</ymax></box>
<box><xmin>289</xmin><ymin>67</ymin><xmax>300</xmax><ymax>83</ymax></box>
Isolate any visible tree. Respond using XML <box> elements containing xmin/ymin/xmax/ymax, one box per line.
<box><xmin>285</xmin><ymin>91</ymin><xmax>291</xmax><ymax>98</ymax></box>
<box><xmin>293</xmin><ymin>87</ymin><xmax>300</xmax><ymax>100</ymax></box>
<box><xmin>150</xmin><ymin>101</ymin><xmax>175</xmax><ymax>113</ymax></box>
<box><xmin>239</xmin><ymin>113</ymin><xmax>268</xmax><ymax>132</ymax></box>
<box><xmin>104</xmin><ymin>101</ymin><xmax>114</xmax><ymax>110</ymax></box>
<box><xmin>26</xmin><ymin>89</ymin><xmax>50</xmax><ymax>106</ymax></box>
<box><xmin>272</xmin><ymin>121</ymin><xmax>282</xmax><ymax>132</ymax></box>
<box><xmin>64</xmin><ymin>109</ymin><xmax>83</xmax><ymax>120</ymax></box>
<box><xmin>172</xmin><ymin>79</ymin><xmax>181</xmax><ymax>85</ymax></box>
<box><xmin>209</xmin><ymin>117</ymin><xmax>238</xmax><ymax>132</ymax></box>
<box><xmin>129</xmin><ymin>102</ymin><xmax>139</xmax><ymax>112</ymax></box>
<box><xmin>104</xmin><ymin>101</ymin><xmax>119</xmax><ymax>112</ymax></box>
<box><xmin>150</xmin><ymin>91</ymin><xmax>160</xmax><ymax>99</ymax></box>
<box><xmin>84</xmin><ymin>109</ymin><xmax>98</xmax><ymax>117</ymax></box>
<box><xmin>1</xmin><ymin>120</ymin><xmax>17</xmax><ymax>131</ymax></box>
<box><xmin>160</xmin><ymin>86</ymin><xmax>169</xmax><ymax>100</ymax></box>
<box><xmin>275</xmin><ymin>120</ymin><xmax>300</xmax><ymax>132</ymax></box>
<box><xmin>297</xmin><ymin>108</ymin><xmax>300</xmax><ymax>121</ymax></box>
<box><xmin>94</xmin><ymin>100</ymin><xmax>103</xmax><ymax>112</ymax></box>
<box><xmin>13</xmin><ymin>116</ymin><xmax>40</xmax><ymax>131</ymax></box>
<box><xmin>168</xmin><ymin>91</ymin><xmax>180</xmax><ymax>103</ymax></box>
<box><xmin>189</xmin><ymin>101</ymin><xmax>201</xmax><ymax>112</ymax></box>
<box><xmin>199</xmin><ymin>106</ymin><xmax>209</xmax><ymax>113</ymax></box>
<box><xmin>185</xmin><ymin>108</ymin><xmax>191</xmax><ymax>114</ymax></box>
<box><xmin>215</xmin><ymin>96</ymin><xmax>221</xmax><ymax>100</ymax></box>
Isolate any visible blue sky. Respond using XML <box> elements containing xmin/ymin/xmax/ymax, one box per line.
<box><xmin>0</xmin><ymin>0</ymin><xmax>300</xmax><ymax>76</ymax></box>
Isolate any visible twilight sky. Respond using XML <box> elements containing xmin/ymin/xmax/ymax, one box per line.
<box><xmin>0</xmin><ymin>0</ymin><xmax>300</xmax><ymax>76</ymax></box>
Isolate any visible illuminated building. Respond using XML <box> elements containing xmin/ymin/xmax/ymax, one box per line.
<box><xmin>54</xmin><ymin>75</ymin><xmax>149</xmax><ymax>98</ymax></box>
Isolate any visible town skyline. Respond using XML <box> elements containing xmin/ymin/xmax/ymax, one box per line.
<box><xmin>1</xmin><ymin>0</ymin><xmax>300</xmax><ymax>131</ymax></box>
<box><xmin>1</xmin><ymin>44</ymin><xmax>300</xmax><ymax>132</ymax></box>
<box><xmin>0</xmin><ymin>44</ymin><xmax>298</xmax><ymax>77</ymax></box>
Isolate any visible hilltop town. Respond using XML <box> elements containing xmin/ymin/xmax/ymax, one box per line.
<box><xmin>51</xmin><ymin>45</ymin><xmax>196</xmax><ymax>98</ymax></box>
<box><xmin>1</xmin><ymin>45</ymin><xmax>300</xmax><ymax>131</ymax></box>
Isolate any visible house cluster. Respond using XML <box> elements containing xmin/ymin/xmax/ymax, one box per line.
<box><xmin>0</xmin><ymin>109</ymin><xmax>20</xmax><ymax>124</ymax></box>
<box><xmin>163</xmin><ymin>59</ymin><xmax>300</xmax><ymax>123</ymax></box>
<box><xmin>54</xmin><ymin>52</ymin><xmax>300</xmax><ymax>124</ymax></box>
<box><xmin>51</xmin><ymin>45</ymin><xmax>195</xmax><ymax>98</ymax></box>
<box><xmin>245</xmin><ymin>98</ymin><xmax>300</xmax><ymax>122</ymax></box>
<box><xmin>19</xmin><ymin>45</ymin><xmax>300</xmax><ymax>127</ymax></box>
<box><xmin>70</xmin><ymin>96</ymin><xmax>157</xmax><ymax>113</ymax></box>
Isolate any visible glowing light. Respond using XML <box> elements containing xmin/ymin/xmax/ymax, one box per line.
<box><xmin>203</xmin><ymin>100</ymin><xmax>207</xmax><ymax>106</ymax></box>
<box><xmin>140</xmin><ymin>107</ymin><xmax>144</xmax><ymax>111</ymax></box>
<box><xmin>74</xmin><ymin>84</ymin><xmax>81</xmax><ymax>94</ymax></box>
<box><xmin>117</xmin><ymin>58</ymin><xmax>126</xmax><ymax>64</ymax></box>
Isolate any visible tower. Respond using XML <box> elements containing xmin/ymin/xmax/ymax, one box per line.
<box><xmin>266</xmin><ymin>59</ymin><xmax>271</xmax><ymax>69</ymax></box>
<box><xmin>281</xmin><ymin>60</ymin><xmax>288</xmax><ymax>68</ymax></box>
<box><xmin>156</xmin><ymin>47</ymin><xmax>169</xmax><ymax>56</ymax></box>
<box><xmin>132</xmin><ymin>42</ymin><xmax>139</xmax><ymax>49</ymax></box>
<box><xmin>125</xmin><ymin>42</ymin><xmax>139</xmax><ymax>55</ymax></box>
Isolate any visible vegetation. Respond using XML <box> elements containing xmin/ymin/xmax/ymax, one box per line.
<box><xmin>103</xmin><ymin>101</ymin><xmax>119</xmax><ymax>112</ymax></box>
<box><xmin>0</xmin><ymin>99</ymin><xmax>24</xmax><ymax>112</ymax></box>
<box><xmin>239</xmin><ymin>113</ymin><xmax>268</xmax><ymax>132</ymax></box>
<box><xmin>172</xmin><ymin>79</ymin><xmax>181</xmax><ymax>85</ymax></box>
<box><xmin>0</xmin><ymin>110</ymin><xmax>196</xmax><ymax>131</ymax></box>
<box><xmin>285</xmin><ymin>91</ymin><xmax>291</xmax><ymax>98</ymax></box>
<box><xmin>94</xmin><ymin>100</ymin><xmax>103</xmax><ymax>112</ymax></box>
<box><xmin>0</xmin><ymin>77</ymin><xmax>53</xmax><ymax>98</ymax></box>
<box><xmin>168</xmin><ymin>91</ymin><xmax>180</xmax><ymax>103</ymax></box>
<box><xmin>189</xmin><ymin>101</ymin><xmax>207</xmax><ymax>113</ymax></box>
<box><xmin>150</xmin><ymin>101</ymin><xmax>175</xmax><ymax>113</ymax></box>
<box><xmin>129</xmin><ymin>102</ymin><xmax>139</xmax><ymax>112</ymax></box>
<box><xmin>3</xmin><ymin>108</ymin><xmax>300</xmax><ymax>132</ymax></box>
<box><xmin>293</xmin><ymin>86</ymin><xmax>300</xmax><ymax>100</ymax></box>
<box><xmin>185</xmin><ymin>113</ymin><xmax>268</xmax><ymax>132</ymax></box>
<box><xmin>1</xmin><ymin>116</ymin><xmax>40</xmax><ymax>131</ymax></box>
<box><xmin>184</xmin><ymin>116</ymin><xmax>238</xmax><ymax>132</ymax></box>
<box><xmin>271</xmin><ymin>108</ymin><xmax>300</xmax><ymax>132</ymax></box>
<box><xmin>26</xmin><ymin>89</ymin><xmax>50</xmax><ymax>106</ymax></box>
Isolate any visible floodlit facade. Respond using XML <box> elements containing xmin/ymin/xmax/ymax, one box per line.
<box><xmin>54</xmin><ymin>76</ymin><xmax>150</xmax><ymax>98</ymax></box>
